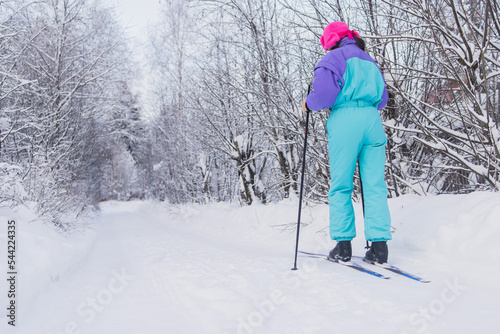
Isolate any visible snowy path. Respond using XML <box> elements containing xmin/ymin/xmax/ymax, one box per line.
<box><xmin>4</xmin><ymin>194</ymin><xmax>500</xmax><ymax>334</ymax></box>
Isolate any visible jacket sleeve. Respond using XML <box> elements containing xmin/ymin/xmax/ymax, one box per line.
<box><xmin>305</xmin><ymin>66</ymin><xmax>343</xmax><ymax>111</ymax></box>
<box><xmin>377</xmin><ymin>85</ymin><xmax>389</xmax><ymax>111</ymax></box>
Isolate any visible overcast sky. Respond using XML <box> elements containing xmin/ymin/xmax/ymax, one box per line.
<box><xmin>104</xmin><ymin>0</ymin><xmax>162</xmax><ymax>42</ymax></box>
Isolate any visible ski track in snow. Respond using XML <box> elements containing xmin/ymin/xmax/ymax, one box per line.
<box><xmin>2</xmin><ymin>193</ymin><xmax>500</xmax><ymax>334</ymax></box>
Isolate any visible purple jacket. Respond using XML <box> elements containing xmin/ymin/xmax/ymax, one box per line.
<box><xmin>306</xmin><ymin>38</ymin><xmax>388</xmax><ymax>111</ymax></box>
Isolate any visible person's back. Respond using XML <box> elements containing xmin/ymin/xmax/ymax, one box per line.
<box><xmin>306</xmin><ymin>37</ymin><xmax>388</xmax><ymax>112</ymax></box>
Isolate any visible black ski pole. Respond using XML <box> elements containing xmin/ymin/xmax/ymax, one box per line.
<box><xmin>358</xmin><ymin>162</ymin><xmax>370</xmax><ymax>250</ymax></box>
<box><xmin>292</xmin><ymin>85</ymin><xmax>312</xmax><ymax>271</ymax></box>
<box><xmin>358</xmin><ymin>162</ymin><xmax>365</xmax><ymax>218</ymax></box>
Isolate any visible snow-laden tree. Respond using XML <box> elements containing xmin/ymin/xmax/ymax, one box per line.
<box><xmin>0</xmin><ymin>0</ymin><xmax>139</xmax><ymax>222</ymax></box>
<box><xmin>188</xmin><ymin>0</ymin><xmax>332</xmax><ymax>204</ymax></box>
<box><xmin>361</xmin><ymin>0</ymin><xmax>500</xmax><ymax>193</ymax></box>
<box><xmin>145</xmin><ymin>0</ymin><xmax>207</xmax><ymax>204</ymax></box>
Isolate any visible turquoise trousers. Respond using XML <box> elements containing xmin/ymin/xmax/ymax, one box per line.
<box><xmin>326</xmin><ymin>104</ymin><xmax>392</xmax><ymax>242</ymax></box>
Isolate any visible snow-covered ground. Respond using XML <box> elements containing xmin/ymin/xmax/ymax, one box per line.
<box><xmin>1</xmin><ymin>192</ymin><xmax>500</xmax><ymax>334</ymax></box>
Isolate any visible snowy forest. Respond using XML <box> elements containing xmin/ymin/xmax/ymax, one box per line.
<box><xmin>1</xmin><ymin>0</ymin><xmax>500</xmax><ymax>224</ymax></box>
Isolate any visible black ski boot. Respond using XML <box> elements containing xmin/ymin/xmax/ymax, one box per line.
<box><xmin>364</xmin><ymin>241</ymin><xmax>388</xmax><ymax>264</ymax></box>
<box><xmin>328</xmin><ymin>241</ymin><xmax>352</xmax><ymax>262</ymax></box>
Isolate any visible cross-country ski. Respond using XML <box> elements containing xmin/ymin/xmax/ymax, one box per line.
<box><xmin>299</xmin><ymin>251</ymin><xmax>429</xmax><ymax>282</ymax></box>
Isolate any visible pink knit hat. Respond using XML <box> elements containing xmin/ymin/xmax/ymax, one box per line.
<box><xmin>320</xmin><ymin>22</ymin><xmax>360</xmax><ymax>50</ymax></box>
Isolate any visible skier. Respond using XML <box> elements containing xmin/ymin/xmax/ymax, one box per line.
<box><xmin>302</xmin><ymin>22</ymin><xmax>391</xmax><ymax>264</ymax></box>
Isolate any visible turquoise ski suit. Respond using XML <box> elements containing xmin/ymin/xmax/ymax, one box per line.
<box><xmin>306</xmin><ymin>37</ymin><xmax>392</xmax><ymax>242</ymax></box>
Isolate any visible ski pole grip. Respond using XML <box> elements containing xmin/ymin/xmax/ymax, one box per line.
<box><xmin>304</xmin><ymin>84</ymin><xmax>312</xmax><ymax>113</ymax></box>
